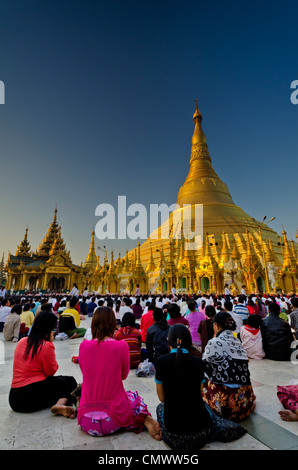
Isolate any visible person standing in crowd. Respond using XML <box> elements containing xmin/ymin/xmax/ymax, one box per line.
<box><xmin>69</xmin><ymin>283</ymin><xmax>79</xmax><ymax>296</ymax></box>
<box><xmin>224</xmin><ymin>284</ymin><xmax>231</xmax><ymax>297</ymax></box>
<box><xmin>135</xmin><ymin>284</ymin><xmax>141</xmax><ymax>296</ymax></box>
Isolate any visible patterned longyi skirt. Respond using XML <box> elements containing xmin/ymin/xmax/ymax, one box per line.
<box><xmin>201</xmin><ymin>380</ymin><xmax>256</xmax><ymax>422</ymax></box>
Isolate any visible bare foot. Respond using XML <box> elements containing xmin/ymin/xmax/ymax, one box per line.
<box><xmin>51</xmin><ymin>399</ymin><xmax>76</xmax><ymax>419</ymax></box>
<box><xmin>70</xmin><ymin>333</ymin><xmax>80</xmax><ymax>339</ymax></box>
<box><xmin>279</xmin><ymin>410</ymin><xmax>298</xmax><ymax>422</ymax></box>
<box><xmin>144</xmin><ymin>415</ymin><xmax>162</xmax><ymax>441</ymax></box>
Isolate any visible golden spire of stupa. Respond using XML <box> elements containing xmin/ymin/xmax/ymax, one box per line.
<box><xmin>157</xmin><ymin>245</ymin><xmax>166</xmax><ymax>270</ymax></box>
<box><xmin>108</xmin><ymin>251</ymin><xmax>116</xmax><ymax>275</ymax></box>
<box><xmin>231</xmin><ymin>237</ymin><xmax>240</xmax><ymax>261</ymax></box>
<box><xmin>176</xmin><ymin>235</ymin><xmax>186</xmax><ymax>271</ymax></box>
<box><xmin>220</xmin><ymin>232</ymin><xmax>230</xmax><ymax>265</ymax></box>
<box><xmin>116</xmin><ymin>252</ymin><xmax>122</xmax><ymax>274</ymax></box>
<box><xmin>282</xmin><ymin>228</ymin><xmax>295</xmax><ymax>268</ymax></box>
<box><xmin>83</xmin><ymin>228</ymin><xmax>97</xmax><ymax>271</ymax></box>
<box><xmin>124</xmin><ymin>250</ymin><xmax>130</xmax><ymax>272</ymax></box>
<box><xmin>177</xmin><ymin>101</ymin><xmax>235</xmax><ymax>207</ymax></box>
<box><xmin>146</xmin><ymin>246</ymin><xmax>156</xmax><ymax>273</ymax></box>
<box><xmin>265</xmin><ymin>238</ymin><xmax>275</xmax><ymax>263</ymax></box>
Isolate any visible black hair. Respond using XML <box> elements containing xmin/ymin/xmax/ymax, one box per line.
<box><xmin>41</xmin><ymin>303</ymin><xmax>52</xmax><ymax>312</ymax></box>
<box><xmin>167</xmin><ymin>303</ymin><xmax>180</xmax><ymax>319</ymax></box>
<box><xmin>291</xmin><ymin>298</ymin><xmax>298</xmax><ymax>309</ymax></box>
<box><xmin>11</xmin><ymin>304</ymin><xmax>22</xmax><ymax>315</ymax></box>
<box><xmin>121</xmin><ymin>312</ymin><xmax>136</xmax><ymax>328</ymax></box>
<box><xmin>167</xmin><ymin>324</ymin><xmax>192</xmax><ymax>376</ymax></box>
<box><xmin>268</xmin><ymin>302</ymin><xmax>280</xmax><ymax>316</ymax></box>
<box><xmin>205</xmin><ymin>304</ymin><xmax>216</xmax><ymax>318</ymax></box>
<box><xmin>246</xmin><ymin>314</ymin><xmax>263</xmax><ymax>329</ymax></box>
<box><xmin>187</xmin><ymin>300</ymin><xmax>197</xmax><ymax>312</ymax></box>
<box><xmin>153</xmin><ymin>307</ymin><xmax>164</xmax><ymax>322</ymax></box>
<box><xmin>224</xmin><ymin>300</ymin><xmax>233</xmax><ymax>312</ymax></box>
<box><xmin>69</xmin><ymin>296</ymin><xmax>79</xmax><ymax>308</ymax></box>
<box><xmin>24</xmin><ymin>311</ymin><xmax>57</xmax><ymax>361</ymax></box>
<box><xmin>213</xmin><ymin>311</ymin><xmax>236</xmax><ymax>331</ymax></box>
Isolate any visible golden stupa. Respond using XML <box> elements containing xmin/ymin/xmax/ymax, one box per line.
<box><xmin>92</xmin><ymin>102</ymin><xmax>297</xmax><ymax>295</ymax></box>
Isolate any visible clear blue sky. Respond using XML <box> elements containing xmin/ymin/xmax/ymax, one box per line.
<box><xmin>0</xmin><ymin>0</ymin><xmax>297</xmax><ymax>265</ymax></box>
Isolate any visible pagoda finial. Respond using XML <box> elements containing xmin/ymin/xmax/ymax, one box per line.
<box><xmin>192</xmin><ymin>100</ymin><xmax>205</xmax><ymax>145</ymax></box>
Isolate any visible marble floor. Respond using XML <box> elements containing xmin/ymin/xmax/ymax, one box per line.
<box><xmin>1</xmin><ymin>316</ymin><xmax>298</xmax><ymax>451</ymax></box>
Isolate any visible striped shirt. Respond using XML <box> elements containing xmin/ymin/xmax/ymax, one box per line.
<box><xmin>114</xmin><ymin>326</ymin><xmax>142</xmax><ymax>368</ymax></box>
<box><xmin>233</xmin><ymin>303</ymin><xmax>249</xmax><ymax>320</ymax></box>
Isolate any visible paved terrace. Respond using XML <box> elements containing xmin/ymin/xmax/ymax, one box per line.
<box><xmin>1</xmin><ymin>315</ymin><xmax>298</xmax><ymax>451</ymax></box>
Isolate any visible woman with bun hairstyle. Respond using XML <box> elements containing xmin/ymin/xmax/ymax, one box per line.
<box><xmin>202</xmin><ymin>311</ymin><xmax>256</xmax><ymax>421</ymax></box>
<box><xmin>154</xmin><ymin>324</ymin><xmax>246</xmax><ymax>452</ymax></box>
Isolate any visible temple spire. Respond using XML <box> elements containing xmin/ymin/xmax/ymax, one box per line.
<box><xmin>192</xmin><ymin>100</ymin><xmax>207</xmax><ymax>146</ymax></box>
<box><xmin>83</xmin><ymin>228</ymin><xmax>97</xmax><ymax>271</ymax></box>
<box><xmin>15</xmin><ymin>227</ymin><xmax>31</xmax><ymax>256</ymax></box>
<box><xmin>176</xmin><ymin>102</ymin><xmax>235</xmax><ymax>206</ymax></box>
<box><xmin>282</xmin><ymin>229</ymin><xmax>295</xmax><ymax>267</ymax></box>
<box><xmin>38</xmin><ymin>208</ymin><xmax>59</xmax><ymax>256</ymax></box>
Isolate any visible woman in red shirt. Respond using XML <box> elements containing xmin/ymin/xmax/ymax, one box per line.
<box><xmin>9</xmin><ymin>311</ymin><xmax>77</xmax><ymax>417</ymax></box>
<box><xmin>247</xmin><ymin>299</ymin><xmax>259</xmax><ymax>316</ymax></box>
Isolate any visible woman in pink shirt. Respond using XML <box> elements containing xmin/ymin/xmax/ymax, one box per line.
<box><xmin>77</xmin><ymin>306</ymin><xmax>161</xmax><ymax>440</ymax></box>
<box><xmin>186</xmin><ymin>300</ymin><xmax>206</xmax><ymax>349</ymax></box>
<box><xmin>9</xmin><ymin>311</ymin><xmax>77</xmax><ymax>417</ymax></box>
